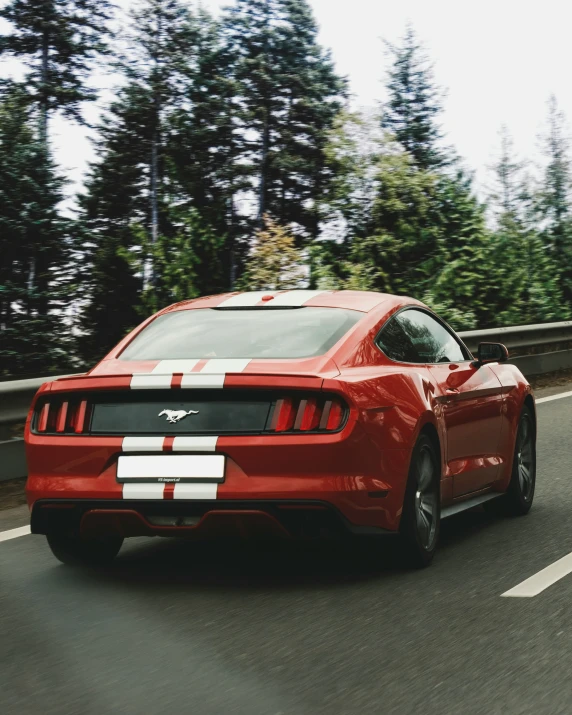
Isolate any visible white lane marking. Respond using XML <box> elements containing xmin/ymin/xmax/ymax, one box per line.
<box><xmin>130</xmin><ymin>375</ymin><xmax>172</xmax><ymax>389</ymax></box>
<box><xmin>0</xmin><ymin>526</ymin><xmax>31</xmax><ymax>543</ymax></box>
<box><xmin>502</xmin><ymin>551</ymin><xmax>572</xmax><ymax>597</ymax></box>
<box><xmin>181</xmin><ymin>374</ymin><xmax>225</xmax><ymax>389</ymax></box>
<box><xmin>265</xmin><ymin>289</ymin><xmax>330</xmax><ymax>307</ymax></box>
<box><xmin>217</xmin><ymin>291</ymin><xmax>277</xmax><ymax>308</ymax></box>
<box><xmin>201</xmin><ymin>358</ymin><xmax>251</xmax><ymax>374</ymax></box>
<box><xmin>536</xmin><ymin>390</ymin><xmax>572</xmax><ymax>405</ymax></box>
<box><xmin>151</xmin><ymin>360</ymin><xmax>200</xmax><ymax>374</ymax></box>
<box><xmin>172</xmin><ymin>436</ymin><xmax>219</xmax><ymax>452</ymax></box>
<box><xmin>173</xmin><ymin>483</ymin><xmax>218</xmax><ymax>500</ymax></box>
<box><xmin>123</xmin><ymin>483</ymin><xmax>166</xmax><ymax>500</ymax></box>
<box><xmin>122</xmin><ymin>436</ymin><xmax>165</xmax><ymax>452</ymax></box>
<box><xmin>118</xmin><ymin>455</ymin><xmax>225</xmax><ymax>480</ymax></box>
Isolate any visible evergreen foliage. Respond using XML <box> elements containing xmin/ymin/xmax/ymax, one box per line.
<box><xmin>0</xmin><ymin>84</ymin><xmax>71</xmax><ymax>376</ymax></box>
<box><xmin>3</xmin><ymin>4</ymin><xmax>572</xmax><ymax>376</ymax></box>
<box><xmin>382</xmin><ymin>26</ymin><xmax>446</xmax><ymax>170</ymax></box>
<box><xmin>538</xmin><ymin>96</ymin><xmax>572</xmax><ymax>306</ymax></box>
<box><xmin>0</xmin><ymin>0</ymin><xmax>113</xmax><ymax>141</ymax></box>
<box><xmin>224</xmin><ymin>0</ymin><xmax>347</xmax><ymax>234</ymax></box>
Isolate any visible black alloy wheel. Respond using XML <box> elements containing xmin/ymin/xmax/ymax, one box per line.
<box><xmin>500</xmin><ymin>405</ymin><xmax>536</xmax><ymax>516</ymax></box>
<box><xmin>399</xmin><ymin>433</ymin><xmax>441</xmax><ymax>568</ymax></box>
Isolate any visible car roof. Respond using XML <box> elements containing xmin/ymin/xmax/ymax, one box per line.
<box><xmin>162</xmin><ymin>289</ymin><xmax>422</xmax><ymax>314</ymax></box>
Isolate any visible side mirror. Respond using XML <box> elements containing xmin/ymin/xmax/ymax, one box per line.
<box><xmin>475</xmin><ymin>342</ymin><xmax>509</xmax><ymax>366</ymax></box>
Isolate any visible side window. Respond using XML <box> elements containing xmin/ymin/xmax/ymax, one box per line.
<box><xmin>377</xmin><ymin>309</ymin><xmax>468</xmax><ymax>364</ymax></box>
<box><xmin>375</xmin><ymin>315</ymin><xmax>420</xmax><ymax>363</ymax></box>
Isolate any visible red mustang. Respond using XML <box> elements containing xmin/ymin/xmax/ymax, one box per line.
<box><xmin>25</xmin><ymin>290</ymin><xmax>536</xmax><ymax>568</ymax></box>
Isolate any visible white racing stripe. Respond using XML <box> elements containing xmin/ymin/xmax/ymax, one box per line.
<box><xmin>264</xmin><ymin>290</ymin><xmax>330</xmax><ymax>307</ymax></box>
<box><xmin>0</xmin><ymin>526</ymin><xmax>31</xmax><ymax>543</ymax></box>
<box><xmin>151</xmin><ymin>359</ymin><xmax>200</xmax><ymax>374</ymax></box>
<box><xmin>181</xmin><ymin>374</ymin><xmax>226</xmax><ymax>389</ymax></box>
<box><xmin>122</xmin><ymin>437</ymin><xmax>165</xmax><ymax>452</ymax></box>
<box><xmin>201</xmin><ymin>358</ymin><xmax>251</xmax><ymax>374</ymax></box>
<box><xmin>173</xmin><ymin>436</ymin><xmax>219</xmax><ymax>452</ymax></box>
<box><xmin>131</xmin><ymin>375</ymin><xmax>172</xmax><ymax>389</ymax></box>
<box><xmin>217</xmin><ymin>291</ymin><xmax>277</xmax><ymax>308</ymax></box>
<box><xmin>132</xmin><ymin>357</ymin><xmax>252</xmax><ymax>390</ymax></box>
<box><xmin>502</xmin><ymin>551</ymin><xmax>572</xmax><ymax>597</ymax></box>
<box><xmin>536</xmin><ymin>390</ymin><xmax>572</xmax><ymax>405</ymax></box>
<box><xmin>123</xmin><ymin>483</ymin><xmax>166</xmax><ymax>500</ymax></box>
<box><xmin>174</xmin><ymin>483</ymin><xmax>218</xmax><ymax>500</ymax></box>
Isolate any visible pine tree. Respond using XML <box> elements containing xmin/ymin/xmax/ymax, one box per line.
<box><xmin>423</xmin><ymin>172</ymin><xmax>494</xmax><ymax>329</ymax></box>
<box><xmin>538</xmin><ymin>96</ymin><xmax>572</xmax><ymax>309</ymax></box>
<box><xmin>345</xmin><ymin>142</ymin><xmax>442</xmax><ymax>296</ymax></box>
<box><xmin>223</xmin><ymin>0</ymin><xmax>346</xmax><ymax>235</ymax></box>
<box><xmin>0</xmin><ymin>84</ymin><xmax>71</xmax><ymax>376</ymax></box>
<box><xmin>120</xmin><ymin>210</ymin><xmax>225</xmax><ymax>316</ymax></box>
<box><xmin>382</xmin><ymin>26</ymin><xmax>446</xmax><ymax>170</ymax></box>
<box><xmin>487</xmin><ymin>128</ymin><xmax>562</xmax><ymax>325</ymax></box>
<box><xmin>0</xmin><ymin>0</ymin><xmax>113</xmax><ymax>144</ymax></box>
<box><xmin>77</xmin><ymin>85</ymin><xmax>149</xmax><ymax>362</ymax></box>
<box><xmin>78</xmin><ymin>3</ymin><xmax>232</xmax><ymax>359</ymax></box>
<box><xmin>238</xmin><ymin>216</ymin><xmax>306</xmax><ymax>290</ymax></box>
<box><xmin>119</xmin><ymin>0</ymin><xmax>196</xmax><ymax>286</ymax></box>
<box><xmin>169</xmin><ymin>7</ymin><xmax>247</xmax><ymax>287</ymax></box>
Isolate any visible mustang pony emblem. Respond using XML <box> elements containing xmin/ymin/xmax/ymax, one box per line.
<box><xmin>158</xmin><ymin>409</ymin><xmax>199</xmax><ymax>424</ymax></box>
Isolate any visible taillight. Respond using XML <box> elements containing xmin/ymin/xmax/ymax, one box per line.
<box><xmin>34</xmin><ymin>398</ymin><xmax>91</xmax><ymax>435</ymax></box>
<box><xmin>269</xmin><ymin>396</ymin><xmax>347</xmax><ymax>433</ymax></box>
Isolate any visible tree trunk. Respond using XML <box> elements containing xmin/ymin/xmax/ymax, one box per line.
<box><xmin>148</xmin><ymin>5</ymin><xmax>163</xmax><ymax>291</ymax></box>
<box><xmin>40</xmin><ymin>27</ymin><xmax>49</xmax><ymax>148</ymax></box>
<box><xmin>258</xmin><ymin>0</ymin><xmax>271</xmax><ymax>224</ymax></box>
<box><xmin>229</xmin><ymin>195</ymin><xmax>236</xmax><ymax>289</ymax></box>
<box><xmin>150</xmin><ymin>128</ymin><xmax>159</xmax><ymax>288</ymax></box>
<box><xmin>258</xmin><ymin>108</ymin><xmax>270</xmax><ymax>224</ymax></box>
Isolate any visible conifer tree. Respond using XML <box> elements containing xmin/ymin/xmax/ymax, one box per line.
<box><xmin>0</xmin><ymin>0</ymin><xmax>113</xmax><ymax>144</ymax></box>
<box><xmin>169</xmin><ymin>7</ymin><xmax>247</xmax><ymax>287</ymax></box>
<box><xmin>0</xmin><ymin>84</ymin><xmax>70</xmax><ymax>375</ymax></box>
<box><xmin>538</xmin><ymin>96</ymin><xmax>572</xmax><ymax>308</ymax></box>
<box><xmin>119</xmin><ymin>0</ymin><xmax>196</xmax><ymax>286</ymax></box>
<box><xmin>382</xmin><ymin>26</ymin><xmax>446</xmax><ymax>170</ymax></box>
<box><xmin>224</xmin><ymin>0</ymin><xmax>346</xmax><ymax>234</ymax></box>
<box><xmin>488</xmin><ymin>128</ymin><xmax>562</xmax><ymax>324</ymax></box>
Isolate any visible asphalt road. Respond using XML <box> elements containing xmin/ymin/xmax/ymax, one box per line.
<box><xmin>3</xmin><ymin>395</ymin><xmax>572</xmax><ymax>715</ymax></box>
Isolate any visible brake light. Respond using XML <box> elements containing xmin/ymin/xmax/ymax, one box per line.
<box><xmin>271</xmin><ymin>398</ymin><xmax>297</xmax><ymax>431</ymax></box>
<box><xmin>270</xmin><ymin>396</ymin><xmax>347</xmax><ymax>433</ymax></box>
<box><xmin>35</xmin><ymin>398</ymin><xmax>90</xmax><ymax>434</ymax></box>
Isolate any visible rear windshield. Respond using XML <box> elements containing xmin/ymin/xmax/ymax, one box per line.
<box><xmin>120</xmin><ymin>307</ymin><xmax>363</xmax><ymax>360</ymax></box>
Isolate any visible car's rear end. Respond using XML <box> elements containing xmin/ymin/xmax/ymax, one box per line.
<box><xmin>25</xmin><ymin>290</ymin><xmax>408</xmax><ymax>562</ymax></box>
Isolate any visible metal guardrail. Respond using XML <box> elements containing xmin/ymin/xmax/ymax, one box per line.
<box><xmin>0</xmin><ymin>375</ymin><xmax>79</xmax><ymax>483</ymax></box>
<box><xmin>2</xmin><ymin>319</ymin><xmax>572</xmax><ymax>483</ymax></box>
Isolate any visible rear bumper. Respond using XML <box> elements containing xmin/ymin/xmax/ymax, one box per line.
<box><xmin>30</xmin><ymin>499</ymin><xmax>396</xmax><ymax>539</ymax></box>
<box><xmin>26</xmin><ymin>425</ymin><xmax>412</xmax><ymax>533</ymax></box>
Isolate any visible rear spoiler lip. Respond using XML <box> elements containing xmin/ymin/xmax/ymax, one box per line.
<box><xmin>46</xmin><ymin>373</ymin><xmax>332</xmax><ymax>393</ymax></box>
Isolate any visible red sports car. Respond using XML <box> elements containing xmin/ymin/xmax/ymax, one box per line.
<box><xmin>25</xmin><ymin>290</ymin><xmax>536</xmax><ymax>567</ymax></box>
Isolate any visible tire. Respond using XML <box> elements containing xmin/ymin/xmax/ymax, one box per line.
<box><xmin>495</xmin><ymin>405</ymin><xmax>536</xmax><ymax>516</ymax></box>
<box><xmin>398</xmin><ymin>433</ymin><xmax>441</xmax><ymax>568</ymax></box>
<box><xmin>47</xmin><ymin>532</ymin><xmax>124</xmax><ymax>567</ymax></box>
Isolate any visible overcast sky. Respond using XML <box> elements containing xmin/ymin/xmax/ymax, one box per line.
<box><xmin>6</xmin><ymin>0</ymin><xmax>572</xmax><ymax>200</ymax></box>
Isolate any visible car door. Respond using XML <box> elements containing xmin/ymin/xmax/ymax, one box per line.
<box><xmin>386</xmin><ymin>309</ymin><xmax>504</xmax><ymax>497</ymax></box>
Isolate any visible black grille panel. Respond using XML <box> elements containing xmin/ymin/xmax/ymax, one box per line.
<box><xmin>89</xmin><ymin>390</ymin><xmax>273</xmax><ymax>435</ymax></box>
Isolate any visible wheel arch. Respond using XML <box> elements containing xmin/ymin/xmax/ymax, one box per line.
<box><xmin>524</xmin><ymin>394</ymin><xmax>537</xmax><ymax>437</ymax></box>
<box><xmin>419</xmin><ymin>421</ymin><xmax>442</xmax><ymax>474</ymax></box>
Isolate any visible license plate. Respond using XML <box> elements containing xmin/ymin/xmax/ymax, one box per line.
<box><xmin>116</xmin><ymin>455</ymin><xmax>226</xmax><ymax>483</ymax></box>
